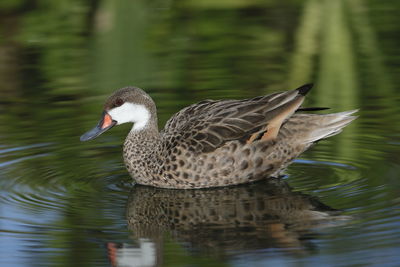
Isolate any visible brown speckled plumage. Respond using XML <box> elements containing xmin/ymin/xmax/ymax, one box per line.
<box><xmin>83</xmin><ymin>84</ymin><xmax>357</xmax><ymax>189</ymax></box>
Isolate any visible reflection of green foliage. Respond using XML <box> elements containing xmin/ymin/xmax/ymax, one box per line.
<box><xmin>288</xmin><ymin>0</ymin><xmax>399</xmax><ymax>173</ymax></box>
<box><xmin>164</xmin><ymin>236</ymin><xmax>228</xmax><ymax>267</ymax></box>
<box><xmin>11</xmin><ymin>0</ymin><xmax>91</xmax><ymax>94</ymax></box>
<box><xmin>91</xmin><ymin>0</ymin><xmax>306</xmax><ymax>126</ymax></box>
<box><xmin>289</xmin><ymin>0</ymin><xmax>321</xmax><ymax>88</ymax></box>
<box><xmin>0</xmin><ymin>0</ymin><xmax>24</xmax><ymax>10</ymax></box>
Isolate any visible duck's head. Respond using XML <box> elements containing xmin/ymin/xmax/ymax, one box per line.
<box><xmin>80</xmin><ymin>87</ymin><xmax>157</xmax><ymax>141</ymax></box>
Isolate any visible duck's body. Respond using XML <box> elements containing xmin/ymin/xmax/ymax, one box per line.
<box><xmin>81</xmin><ymin>84</ymin><xmax>357</xmax><ymax>189</ymax></box>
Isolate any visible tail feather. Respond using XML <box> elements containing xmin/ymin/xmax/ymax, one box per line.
<box><xmin>282</xmin><ymin>110</ymin><xmax>358</xmax><ymax>144</ymax></box>
<box><xmin>304</xmin><ymin>110</ymin><xmax>358</xmax><ymax>143</ymax></box>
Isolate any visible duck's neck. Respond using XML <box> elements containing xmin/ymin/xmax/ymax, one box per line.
<box><xmin>125</xmin><ymin>119</ymin><xmax>161</xmax><ymax>151</ymax></box>
<box><xmin>123</xmin><ymin>121</ymin><xmax>163</xmax><ymax>179</ymax></box>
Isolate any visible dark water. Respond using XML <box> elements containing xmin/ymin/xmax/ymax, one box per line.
<box><xmin>1</xmin><ymin>0</ymin><xmax>400</xmax><ymax>266</ymax></box>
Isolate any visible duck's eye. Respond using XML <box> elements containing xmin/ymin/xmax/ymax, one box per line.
<box><xmin>115</xmin><ymin>98</ymin><xmax>124</xmax><ymax>107</ymax></box>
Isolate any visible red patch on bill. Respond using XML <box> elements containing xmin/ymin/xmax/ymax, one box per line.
<box><xmin>101</xmin><ymin>113</ymin><xmax>113</xmax><ymax>129</ymax></box>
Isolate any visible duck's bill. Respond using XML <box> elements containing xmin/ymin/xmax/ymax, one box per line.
<box><xmin>80</xmin><ymin>111</ymin><xmax>117</xmax><ymax>141</ymax></box>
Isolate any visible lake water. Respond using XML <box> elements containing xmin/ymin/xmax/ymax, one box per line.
<box><xmin>1</xmin><ymin>0</ymin><xmax>400</xmax><ymax>266</ymax></box>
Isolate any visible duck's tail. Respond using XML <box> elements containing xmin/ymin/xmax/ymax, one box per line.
<box><xmin>282</xmin><ymin>110</ymin><xmax>358</xmax><ymax>144</ymax></box>
<box><xmin>305</xmin><ymin>110</ymin><xmax>358</xmax><ymax>143</ymax></box>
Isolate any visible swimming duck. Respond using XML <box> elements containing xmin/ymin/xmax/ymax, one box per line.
<box><xmin>80</xmin><ymin>84</ymin><xmax>357</xmax><ymax>189</ymax></box>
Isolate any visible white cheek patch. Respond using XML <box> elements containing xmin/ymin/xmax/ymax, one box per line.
<box><xmin>108</xmin><ymin>103</ymin><xmax>150</xmax><ymax>131</ymax></box>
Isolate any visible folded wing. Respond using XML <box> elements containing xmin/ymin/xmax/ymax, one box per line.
<box><xmin>162</xmin><ymin>84</ymin><xmax>313</xmax><ymax>154</ymax></box>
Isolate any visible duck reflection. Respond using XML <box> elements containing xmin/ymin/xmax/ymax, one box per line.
<box><xmin>108</xmin><ymin>179</ymin><xmax>346</xmax><ymax>266</ymax></box>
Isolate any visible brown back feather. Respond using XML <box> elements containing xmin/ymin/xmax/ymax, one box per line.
<box><xmin>162</xmin><ymin>89</ymin><xmax>305</xmax><ymax>154</ymax></box>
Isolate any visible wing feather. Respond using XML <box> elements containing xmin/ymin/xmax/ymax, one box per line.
<box><xmin>162</xmin><ymin>86</ymin><xmax>310</xmax><ymax>154</ymax></box>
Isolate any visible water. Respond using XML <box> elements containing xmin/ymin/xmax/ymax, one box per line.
<box><xmin>1</xmin><ymin>0</ymin><xmax>400</xmax><ymax>266</ymax></box>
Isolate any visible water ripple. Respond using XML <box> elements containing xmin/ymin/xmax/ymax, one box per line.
<box><xmin>0</xmin><ymin>153</ymin><xmax>51</xmax><ymax>168</ymax></box>
<box><xmin>0</xmin><ymin>143</ymin><xmax>53</xmax><ymax>155</ymax></box>
<box><xmin>294</xmin><ymin>159</ymin><xmax>357</xmax><ymax>170</ymax></box>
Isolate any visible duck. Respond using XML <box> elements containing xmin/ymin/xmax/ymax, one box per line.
<box><xmin>80</xmin><ymin>84</ymin><xmax>357</xmax><ymax>189</ymax></box>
